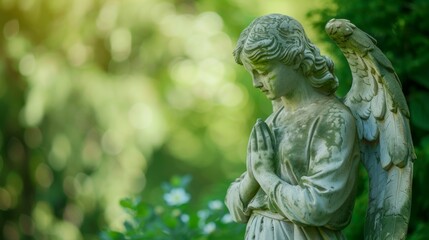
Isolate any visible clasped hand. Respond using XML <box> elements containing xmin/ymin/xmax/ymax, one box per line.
<box><xmin>246</xmin><ymin>119</ymin><xmax>276</xmax><ymax>184</ymax></box>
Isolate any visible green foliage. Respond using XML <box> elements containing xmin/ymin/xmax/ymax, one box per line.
<box><xmin>309</xmin><ymin>0</ymin><xmax>429</xmax><ymax>238</ymax></box>
<box><xmin>410</xmin><ymin>92</ymin><xmax>429</xmax><ymax>131</ymax></box>
<box><xmin>100</xmin><ymin>176</ymin><xmax>245</xmax><ymax>240</ymax></box>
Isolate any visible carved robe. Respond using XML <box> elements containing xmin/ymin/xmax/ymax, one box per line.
<box><xmin>225</xmin><ymin>97</ymin><xmax>360</xmax><ymax>239</ymax></box>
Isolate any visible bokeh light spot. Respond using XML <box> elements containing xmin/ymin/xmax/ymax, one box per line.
<box><xmin>6</xmin><ymin>172</ymin><xmax>23</xmax><ymax>196</ymax></box>
<box><xmin>22</xmin><ymin>91</ymin><xmax>44</xmax><ymax>127</ymax></box>
<box><xmin>110</xmin><ymin>28</ymin><xmax>132</xmax><ymax>62</ymax></box>
<box><xmin>128</xmin><ymin>102</ymin><xmax>155</xmax><ymax>130</ymax></box>
<box><xmin>195</xmin><ymin>12</ymin><xmax>223</xmax><ymax>36</ymax></box>
<box><xmin>67</xmin><ymin>42</ymin><xmax>90</xmax><ymax>66</ymax></box>
<box><xmin>63</xmin><ymin>176</ymin><xmax>76</xmax><ymax>199</ymax></box>
<box><xmin>217</xmin><ymin>83</ymin><xmax>246</xmax><ymax>107</ymax></box>
<box><xmin>81</xmin><ymin>138</ymin><xmax>102</xmax><ymax>170</ymax></box>
<box><xmin>17</xmin><ymin>0</ymin><xmax>36</xmax><ymax>11</ymax></box>
<box><xmin>32</xmin><ymin>201</ymin><xmax>53</xmax><ymax>231</ymax></box>
<box><xmin>0</xmin><ymin>188</ymin><xmax>12</xmax><ymax>210</ymax></box>
<box><xmin>63</xmin><ymin>203</ymin><xmax>84</xmax><ymax>227</ymax></box>
<box><xmin>3</xmin><ymin>19</ymin><xmax>19</xmax><ymax>38</ymax></box>
<box><xmin>96</xmin><ymin>1</ymin><xmax>118</xmax><ymax>34</ymax></box>
<box><xmin>48</xmin><ymin>135</ymin><xmax>71</xmax><ymax>171</ymax></box>
<box><xmin>169</xmin><ymin>59</ymin><xmax>197</xmax><ymax>86</ymax></box>
<box><xmin>19</xmin><ymin>54</ymin><xmax>36</xmax><ymax>76</ymax></box>
<box><xmin>101</xmin><ymin>129</ymin><xmax>123</xmax><ymax>155</ymax></box>
<box><xmin>35</xmin><ymin>163</ymin><xmax>53</xmax><ymax>188</ymax></box>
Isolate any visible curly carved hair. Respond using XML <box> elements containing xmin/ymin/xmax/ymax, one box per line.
<box><xmin>233</xmin><ymin>14</ymin><xmax>338</xmax><ymax>95</ymax></box>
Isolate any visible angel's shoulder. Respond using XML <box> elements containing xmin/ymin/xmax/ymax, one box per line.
<box><xmin>317</xmin><ymin>97</ymin><xmax>356</xmax><ymax>131</ymax></box>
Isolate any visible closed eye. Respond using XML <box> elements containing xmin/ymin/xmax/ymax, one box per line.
<box><xmin>252</xmin><ymin>70</ymin><xmax>268</xmax><ymax>76</ymax></box>
<box><xmin>257</xmin><ymin>70</ymin><xmax>269</xmax><ymax>76</ymax></box>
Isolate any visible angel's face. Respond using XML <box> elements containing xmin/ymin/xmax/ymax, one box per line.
<box><xmin>242</xmin><ymin>58</ymin><xmax>302</xmax><ymax>100</ymax></box>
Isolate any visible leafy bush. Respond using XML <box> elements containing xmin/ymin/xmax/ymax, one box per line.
<box><xmin>101</xmin><ymin>176</ymin><xmax>245</xmax><ymax>240</ymax></box>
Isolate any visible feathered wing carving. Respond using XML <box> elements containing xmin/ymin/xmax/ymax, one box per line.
<box><xmin>325</xmin><ymin>19</ymin><xmax>416</xmax><ymax>239</ymax></box>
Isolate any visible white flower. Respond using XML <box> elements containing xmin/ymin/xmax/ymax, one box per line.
<box><xmin>208</xmin><ymin>200</ymin><xmax>223</xmax><ymax>210</ymax></box>
<box><xmin>221</xmin><ymin>213</ymin><xmax>232</xmax><ymax>224</ymax></box>
<box><xmin>197</xmin><ymin>209</ymin><xmax>210</xmax><ymax>228</ymax></box>
<box><xmin>197</xmin><ymin>209</ymin><xmax>209</xmax><ymax>220</ymax></box>
<box><xmin>203</xmin><ymin>222</ymin><xmax>216</xmax><ymax>234</ymax></box>
<box><xmin>163</xmin><ymin>188</ymin><xmax>190</xmax><ymax>206</ymax></box>
<box><xmin>180</xmin><ymin>214</ymin><xmax>190</xmax><ymax>223</ymax></box>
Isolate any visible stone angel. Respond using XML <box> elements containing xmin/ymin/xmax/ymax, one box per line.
<box><xmin>225</xmin><ymin>14</ymin><xmax>415</xmax><ymax>240</ymax></box>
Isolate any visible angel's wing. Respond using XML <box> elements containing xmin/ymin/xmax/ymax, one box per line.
<box><xmin>325</xmin><ymin>19</ymin><xmax>416</xmax><ymax>239</ymax></box>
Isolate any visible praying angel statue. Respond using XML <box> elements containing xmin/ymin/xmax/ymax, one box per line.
<box><xmin>225</xmin><ymin>14</ymin><xmax>415</xmax><ymax>240</ymax></box>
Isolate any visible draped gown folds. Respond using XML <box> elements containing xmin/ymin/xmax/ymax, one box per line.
<box><xmin>225</xmin><ymin>97</ymin><xmax>360</xmax><ymax>240</ymax></box>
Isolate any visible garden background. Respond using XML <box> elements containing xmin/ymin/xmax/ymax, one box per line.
<box><xmin>1</xmin><ymin>0</ymin><xmax>429</xmax><ymax>239</ymax></box>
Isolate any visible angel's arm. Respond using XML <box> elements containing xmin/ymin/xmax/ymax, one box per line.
<box><xmin>225</xmin><ymin>171</ymin><xmax>259</xmax><ymax>223</ymax></box>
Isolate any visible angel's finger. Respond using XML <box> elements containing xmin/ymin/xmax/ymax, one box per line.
<box><xmin>248</xmin><ymin>127</ymin><xmax>256</xmax><ymax>153</ymax></box>
<box><xmin>247</xmin><ymin>157</ymin><xmax>253</xmax><ymax>177</ymax></box>
<box><xmin>260</xmin><ymin>121</ymin><xmax>274</xmax><ymax>148</ymax></box>
<box><xmin>255</xmin><ymin>120</ymin><xmax>267</xmax><ymax>151</ymax></box>
<box><xmin>251</xmin><ymin>125</ymin><xmax>258</xmax><ymax>151</ymax></box>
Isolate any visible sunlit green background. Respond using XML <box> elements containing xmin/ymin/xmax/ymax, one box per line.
<box><xmin>1</xmin><ymin>0</ymin><xmax>429</xmax><ymax>239</ymax></box>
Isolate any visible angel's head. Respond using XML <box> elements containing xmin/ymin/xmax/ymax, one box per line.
<box><xmin>233</xmin><ymin>14</ymin><xmax>338</xmax><ymax>95</ymax></box>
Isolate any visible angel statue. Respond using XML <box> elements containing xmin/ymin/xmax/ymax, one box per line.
<box><xmin>225</xmin><ymin>14</ymin><xmax>415</xmax><ymax>240</ymax></box>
